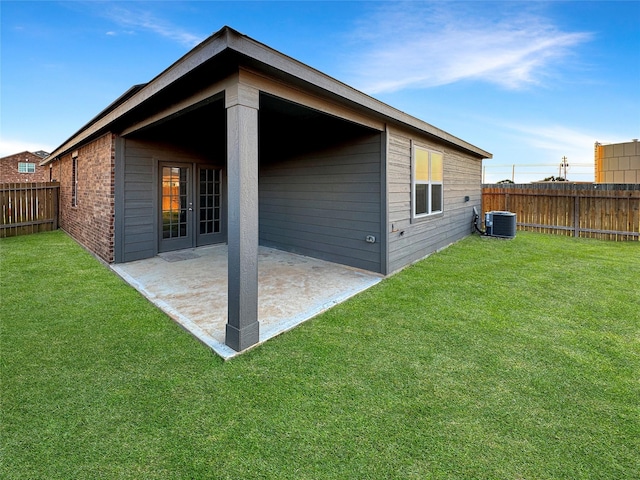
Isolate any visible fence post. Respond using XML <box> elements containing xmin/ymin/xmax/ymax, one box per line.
<box><xmin>573</xmin><ymin>195</ymin><xmax>580</xmax><ymax>237</ymax></box>
<box><xmin>52</xmin><ymin>185</ymin><xmax>59</xmax><ymax>230</ymax></box>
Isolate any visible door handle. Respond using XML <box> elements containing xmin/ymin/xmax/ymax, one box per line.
<box><xmin>188</xmin><ymin>202</ymin><xmax>193</xmax><ymax>212</ymax></box>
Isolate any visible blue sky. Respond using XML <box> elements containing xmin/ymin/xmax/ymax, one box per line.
<box><xmin>1</xmin><ymin>1</ymin><xmax>639</xmax><ymax>182</ymax></box>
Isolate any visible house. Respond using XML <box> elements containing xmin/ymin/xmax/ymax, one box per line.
<box><xmin>42</xmin><ymin>26</ymin><xmax>491</xmax><ymax>352</ymax></box>
<box><xmin>594</xmin><ymin>139</ymin><xmax>640</xmax><ymax>183</ymax></box>
<box><xmin>1</xmin><ymin>151</ymin><xmax>49</xmax><ymax>183</ymax></box>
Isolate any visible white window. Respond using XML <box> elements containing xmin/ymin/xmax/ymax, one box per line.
<box><xmin>18</xmin><ymin>162</ymin><xmax>36</xmax><ymax>173</ymax></box>
<box><xmin>413</xmin><ymin>145</ymin><xmax>443</xmax><ymax>217</ymax></box>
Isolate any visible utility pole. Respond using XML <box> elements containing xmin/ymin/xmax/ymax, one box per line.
<box><xmin>560</xmin><ymin>156</ymin><xmax>569</xmax><ymax>180</ymax></box>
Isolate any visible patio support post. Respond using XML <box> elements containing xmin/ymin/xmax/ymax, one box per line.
<box><xmin>225</xmin><ymin>82</ymin><xmax>260</xmax><ymax>352</ymax></box>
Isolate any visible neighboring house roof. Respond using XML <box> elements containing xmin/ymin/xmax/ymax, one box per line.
<box><xmin>1</xmin><ymin>151</ymin><xmax>44</xmax><ymax>161</ymax></box>
<box><xmin>1</xmin><ymin>151</ymin><xmax>49</xmax><ymax>183</ymax></box>
<box><xmin>43</xmin><ymin>26</ymin><xmax>491</xmax><ymax>164</ymax></box>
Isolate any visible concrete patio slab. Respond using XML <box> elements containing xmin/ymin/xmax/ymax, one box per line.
<box><xmin>111</xmin><ymin>245</ymin><xmax>382</xmax><ymax>359</ymax></box>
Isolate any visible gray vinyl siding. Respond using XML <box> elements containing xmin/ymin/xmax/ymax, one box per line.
<box><xmin>259</xmin><ymin>133</ymin><xmax>383</xmax><ymax>273</ymax></box>
<box><xmin>121</xmin><ymin>143</ymin><xmax>155</xmax><ymax>263</ymax></box>
<box><xmin>387</xmin><ymin>130</ymin><xmax>483</xmax><ymax>273</ymax></box>
<box><xmin>118</xmin><ymin>138</ymin><xmax>213</xmax><ymax>263</ymax></box>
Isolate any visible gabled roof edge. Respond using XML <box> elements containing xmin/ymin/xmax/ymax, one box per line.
<box><xmin>41</xmin><ymin>84</ymin><xmax>147</xmax><ymax>165</ymax></box>
<box><xmin>223</xmin><ymin>28</ymin><xmax>491</xmax><ymax>158</ymax></box>
<box><xmin>42</xmin><ymin>26</ymin><xmax>234</xmax><ymax>163</ymax></box>
<box><xmin>1</xmin><ymin>150</ymin><xmax>48</xmax><ymax>161</ymax></box>
<box><xmin>43</xmin><ymin>25</ymin><xmax>492</xmax><ymax>162</ymax></box>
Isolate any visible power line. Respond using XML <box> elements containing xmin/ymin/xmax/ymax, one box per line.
<box><xmin>486</xmin><ymin>163</ymin><xmax>592</xmax><ymax>167</ymax></box>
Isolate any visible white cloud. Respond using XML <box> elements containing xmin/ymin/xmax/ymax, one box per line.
<box><xmin>508</xmin><ymin>124</ymin><xmax>597</xmax><ymax>153</ymax></box>
<box><xmin>101</xmin><ymin>4</ymin><xmax>204</xmax><ymax>48</ymax></box>
<box><xmin>504</xmin><ymin>122</ymin><xmax>632</xmax><ymax>157</ymax></box>
<box><xmin>345</xmin><ymin>2</ymin><xmax>592</xmax><ymax>93</ymax></box>
<box><xmin>481</xmin><ymin>121</ymin><xmax>634</xmax><ymax>182</ymax></box>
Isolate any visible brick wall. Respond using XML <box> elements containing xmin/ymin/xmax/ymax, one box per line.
<box><xmin>0</xmin><ymin>152</ymin><xmax>49</xmax><ymax>183</ymax></box>
<box><xmin>51</xmin><ymin>133</ymin><xmax>116</xmax><ymax>263</ymax></box>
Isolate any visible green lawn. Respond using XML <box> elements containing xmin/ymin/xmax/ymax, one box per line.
<box><xmin>1</xmin><ymin>230</ymin><xmax>638</xmax><ymax>479</ymax></box>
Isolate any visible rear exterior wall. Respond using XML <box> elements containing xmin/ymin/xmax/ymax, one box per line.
<box><xmin>116</xmin><ymin>138</ymin><xmax>218</xmax><ymax>263</ymax></box>
<box><xmin>259</xmin><ymin>132</ymin><xmax>383</xmax><ymax>273</ymax></box>
<box><xmin>387</xmin><ymin>126</ymin><xmax>483</xmax><ymax>273</ymax></box>
<box><xmin>52</xmin><ymin>133</ymin><xmax>116</xmax><ymax>263</ymax></box>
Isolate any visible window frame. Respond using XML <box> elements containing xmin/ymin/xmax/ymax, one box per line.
<box><xmin>412</xmin><ymin>144</ymin><xmax>444</xmax><ymax>219</ymax></box>
<box><xmin>71</xmin><ymin>156</ymin><xmax>78</xmax><ymax>207</ymax></box>
<box><xmin>18</xmin><ymin>162</ymin><xmax>36</xmax><ymax>174</ymax></box>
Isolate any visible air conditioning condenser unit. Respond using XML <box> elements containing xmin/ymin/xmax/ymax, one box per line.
<box><xmin>485</xmin><ymin>211</ymin><xmax>516</xmax><ymax>239</ymax></box>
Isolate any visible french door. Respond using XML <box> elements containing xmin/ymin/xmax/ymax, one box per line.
<box><xmin>159</xmin><ymin>163</ymin><xmax>223</xmax><ymax>252</ymax></box>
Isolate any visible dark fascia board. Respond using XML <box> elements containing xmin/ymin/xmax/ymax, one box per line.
<box><xmin>43</xmin><ymin>26</ymin><xmax>492</xmax><ymax>162</ymax></box>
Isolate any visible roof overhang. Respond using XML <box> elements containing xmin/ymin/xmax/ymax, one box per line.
<box><xmin>42</xmin><ymin>26</ymin><xmax>491</xmax><ymax>165</ymax></box>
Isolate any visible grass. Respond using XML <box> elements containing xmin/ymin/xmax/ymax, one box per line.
<box><xmin>1</xmin><ymin>230</ymin><xmax>638</xmax><ymax>479</ymax></box>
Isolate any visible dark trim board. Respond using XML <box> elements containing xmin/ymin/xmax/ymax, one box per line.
<box><xmin>380</xmin><ymin>127</ymin><xmax>389</xmax><ymax>275</ymax></box>
<box><xmin>114</xmin><ymin>136</ymin><xmax>126</xmax><ymax>263</ymax></box>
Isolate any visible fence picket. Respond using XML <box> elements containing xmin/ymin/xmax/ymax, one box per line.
<box><xmin>0</xmin><ymin>183</ymin><xmax>60</xmax><ymax>238</ymax></box>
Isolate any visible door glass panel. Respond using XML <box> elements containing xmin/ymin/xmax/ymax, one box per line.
<box><xmin>162</xmin><ymin>166</ymin><xmax>189</xmax><ymax>239</ymax></box>
<box><xmin>199</xmin><ymin>168</ymin><xmax>221</xmax><ymax>235</ymax></box>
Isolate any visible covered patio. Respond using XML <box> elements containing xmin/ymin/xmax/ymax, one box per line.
<box><xmin>111</xmin><ymin>245</ymin><xmax>382</xmax><ymax>359</ymax></box>
<box><xmin>42</xmin><ymin>27</ymin><xmax>488</xmax><ymax>356</ymax></box>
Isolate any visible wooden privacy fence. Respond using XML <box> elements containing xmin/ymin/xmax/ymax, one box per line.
<box><xmin>1</xmin><ymin>183</ymin><xmax>59</xmax><ymax>238</ymax></box>
<box><xmin>482</xmin><ymin>183</ymin><xmax>640</xmax><ymax>241</ymax></box>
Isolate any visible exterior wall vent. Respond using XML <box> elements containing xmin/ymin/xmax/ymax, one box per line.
<box><xmin>485</xmin><ymin>211</ymin><xmax>516</xmax><ymax>239</ymax></box>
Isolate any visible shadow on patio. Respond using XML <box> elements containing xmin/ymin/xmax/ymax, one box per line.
<box><xmin>111</xmin><ymin>245</ymin><xmax>382</xmax><ymax>359</ymax></box>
